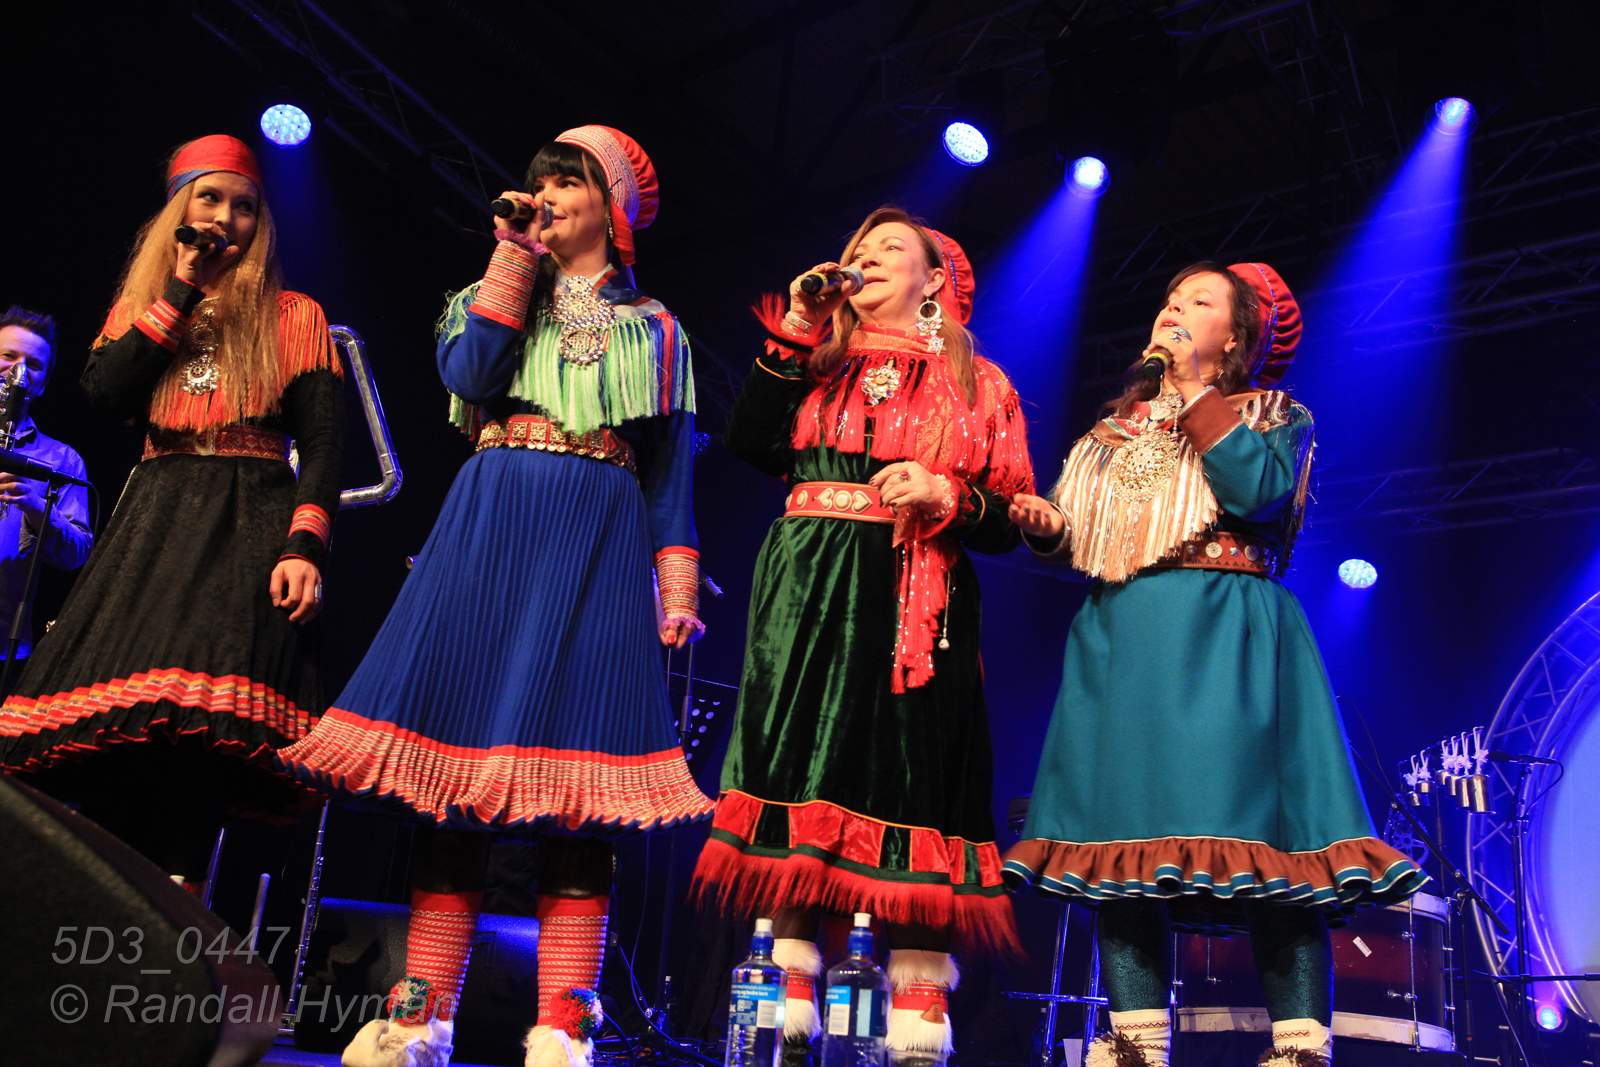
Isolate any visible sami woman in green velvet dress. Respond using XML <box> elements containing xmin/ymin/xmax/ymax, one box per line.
<box><xmin>692</xmin><ymin>208</ymin><xmax>1033</xmax><ymax>1063</ymax></box>
<box><xmin>1003</xmin><ymin>261</ymin><xmax>1426</xmax><ymax>1067</ymax></box>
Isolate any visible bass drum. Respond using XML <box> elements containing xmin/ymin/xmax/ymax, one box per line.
<box><xmin>1175</xmin><ymin>892</ymin><xmax>1453</xmax><ymax>1053</ymax></box>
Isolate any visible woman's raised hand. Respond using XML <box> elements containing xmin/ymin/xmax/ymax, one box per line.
<box><xmin>175</xmin><ymin>220</ymin><xmax>242</xmax><ymax>290</ymax></box>
<box><xmin>788</xmin><ymin>261</ymin><xmax>851</xmax><ymax>328</ymax></box>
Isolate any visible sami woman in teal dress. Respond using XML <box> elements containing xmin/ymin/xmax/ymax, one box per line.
<box><xmin>1003</xmin><ymin>262</ymin><xmax>1425</xmax><ymax>1067</ymax></box>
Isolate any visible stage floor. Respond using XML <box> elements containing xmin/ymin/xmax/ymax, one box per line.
<box><xmin>259</xmin><ymin>1042</ymin><xmax>500</xmax><ymax>1067</ymax></box>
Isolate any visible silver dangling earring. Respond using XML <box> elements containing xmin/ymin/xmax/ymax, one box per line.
<box><xmin>606</xmin><ymin>213</ymin><xmax>614</xmax><ymax>242</ymax></box>
<box><xmin>915</xmin><ymin>297</ymin><xmax>945</xmax><ymax>354</ymax></box>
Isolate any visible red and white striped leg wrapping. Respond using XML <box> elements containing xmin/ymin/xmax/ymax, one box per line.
<box><xmin>535</xmin><ymin>894</ymin><xmax>610</xmax><ymax>1023</ymax></box>
<box><xmin>403</xmin><ymin>888</ymin><xmax>482</xmax><ymax>1021</ymax></box>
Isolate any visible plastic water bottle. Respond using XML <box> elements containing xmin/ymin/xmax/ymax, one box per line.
<box><xmin>821</xmin><ymin>913</ymin><xmax>889</xmax><ymax>1067</ymax></box>
<box><xmin>726</xmin><ymin>917</ymin><xmax>786</xmax><ymax>1067</ymax></box>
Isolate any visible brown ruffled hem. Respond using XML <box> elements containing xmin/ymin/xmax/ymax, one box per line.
<box><xmin>1002</xmin><ymin>834</ymin><xmax>1427</xmax><ymax>914</ymax></box>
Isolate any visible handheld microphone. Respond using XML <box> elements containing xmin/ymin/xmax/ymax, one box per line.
<box><xmin>174</xmin><ymin>226</ymin><xmax>230</xmax><ymax>255</ymax></box>
<box><xmin>1140</xmin><ymin>326</ymin><xmax>1192</xmax><ymax>379</ymax></box>
<box><xmin>798</xmin><ymin>267</ymin><xmax>865</xmax><ymax>296</ymax></box>
<box><xmin>491</xmin><ymin>199</ymin><xmax>554</xmax><ymax>230</ymax></box>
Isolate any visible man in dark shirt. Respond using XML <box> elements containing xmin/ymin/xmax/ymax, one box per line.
<box><xmin>0</xmin><ymin>306</ymin><xmax>92</xmax><ymax>694</ymax></box>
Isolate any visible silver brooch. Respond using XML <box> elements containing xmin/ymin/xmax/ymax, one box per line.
<box><xmin>180</xmin><ymin>299</ymin><xmax>221</xmax><ymax>395</ymax></box>
<box><xmin>860</xmin><ymin>362</ymin><xmax>902</xmax><ymax>406</ymax></box>
<box><xmin>552</xmin><ymin>274</ymin><xmax>615</xmax><ymax>366</ymax></box>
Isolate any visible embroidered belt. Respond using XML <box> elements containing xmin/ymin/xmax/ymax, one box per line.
<box><xmin>784</xmin><ymin>481</ymin><xmax>894</xmax><ymax>523</ymax></box>
<box><xmin>1149</xmin><ymin>529</ymin><xmax>1277</xmax><ymax>576</ymax></box>
<box><xmin>143</xmin><ymin>425</ymin><xmax>290</xmax><ymax>463</ymax></box>
<box><xmin>474</xmin><ymin>413</ymin><xmax>636</xmax><ymax>474</ymax></box>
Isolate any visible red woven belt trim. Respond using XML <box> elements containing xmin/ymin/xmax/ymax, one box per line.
<box><xmin>785</xmin><ymin>481</ymin><xmax>894</xmax><ymax>523</ymax></box>
<box><xmin>143</xmin><ymin>425</ymin><xmax>291</xmax><ymax>463</ymax></box>
<box><xmin>475</xmin><ymin>413</ymin><xmax>636</xmax><ymax>474</ymax></box>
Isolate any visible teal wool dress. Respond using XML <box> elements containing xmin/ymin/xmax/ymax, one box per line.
<box><xmin>1003</xmin><ymin>388</ymin><xmax>1424</xmax><ymax>923</ymax></box>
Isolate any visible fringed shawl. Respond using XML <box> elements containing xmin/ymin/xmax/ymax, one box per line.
<box><xmin>1052</xmin><ymin>390</ymin><xmax>1311</xmax><ymax>583</ymax></box>
<box><xmin>794</xmin><ymin>324</ymin><xmax>1034</xmax><ymax>691</ymax></box>
<box><xmin>147</xmin><ymin>291</ymin><xmax>342</xmax><ymax>432</ymax></box>
<box><xmin>440</xmin><ymin>282</ymin><xmax>695</xmax><ymax>437</ymax></box>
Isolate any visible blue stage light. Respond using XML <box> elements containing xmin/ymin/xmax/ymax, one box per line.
<box><xmin>260</xmin><ymin>104</ymin><xmax>312</xmax><ymax>147</ymax></box>
<box><xmin>1338</xmin><ymin>559</ymin><xmax>1378</xmax><ymax>589</ymax></box>
<box><xmin>1535</xmin><ymin>1001</ymin><xmax>1564</xmax><ymax>1032</ymax></box>
<box><xmin>1069</xmin><ymin>156</ymin><xmax>1108</xmax><ymax>195</ymax></box>
<box><xmin>942</xmin><ymin>122</ymin><xmax>989</xmax><ymax>166</ymax></box>
<box><xmin>1433</xmin><ymin>97</ymin><xmax>1473</xmax><ymax>132</ymax></box>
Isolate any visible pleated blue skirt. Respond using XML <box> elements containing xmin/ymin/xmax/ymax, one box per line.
<box><xmin>279</xmin><ymin>448</ymin><xmax>713</xmax><ymax>832</ymax></box>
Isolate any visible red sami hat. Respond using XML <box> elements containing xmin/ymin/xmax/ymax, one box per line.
<box><xmin>554</xmin><ymin>125</ymin><xmax>659</xmax><ymax>266</ymax></box>
<box><xmin>166</xmin><ymin>134</ymin><xmax>263</xmax><ymax>201</ymax></box>
<box><xmin>1227</xmin><ymin>261</ymin><xmax>1302</xmax><ymax>387</ymax></box>
<box><xmin>923</xmin><ymin>226</ymin><xmax>974</xmax><ymax>325</ymax></box>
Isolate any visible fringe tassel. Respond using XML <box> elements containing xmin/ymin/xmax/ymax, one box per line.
<box><xmin>441</xmin><ymin>285</ymin><xmax>694</xmax><ymax>437</ymax></box>
<box><xmin>691</xmin><ymin>837</ymin><xmax>1021</xmax><ymax>957</ymax></box>
<box><xmin>1053</xmin><ymin>391</ymin><xmax>1307</xmax><ymax>582</ymax></box>
<box><xmin>147</xmin><ymin>290</ymin><xmax>341</xmax><ymax>432</ymax></box>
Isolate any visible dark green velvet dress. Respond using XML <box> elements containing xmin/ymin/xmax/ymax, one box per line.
<box><xmin>693</xmin><ymin>327</ymin><xmax>1032</xmax><ymax>953</ymax></box>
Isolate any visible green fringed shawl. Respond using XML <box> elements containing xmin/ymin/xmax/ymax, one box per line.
<box><xmin>439</xmin><ymin>283</ymin><xmax>696</xmax><ymax>436</ymax></box>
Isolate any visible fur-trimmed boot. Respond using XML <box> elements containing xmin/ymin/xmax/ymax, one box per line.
<box><xmin>774</xmin><ymin>938</ymin><xmax>823</xmax><ymax>1065</ymax></box>
<box><xmin>1257</xmin><ymin>1018</ymin><xmax>1332</xmax><ymax>1066</ymax></box>
<box><xmin>885</xmin><ymin>949</ymin><xmax>957</xmax><ymax>1065</ymax></box>
<box><xmin>523</xmin><ymin>988</ymin><xmax>604</xmax><ymax>1067</ymax></box>
<box><xmin>1085</xmin><ymin>1009</ymin><xmax>1171</xmax><ymax>1067</ymax></box>
<box><xmin>342</xmin><ymin>978</ymin><xmax>457</xmax><ymax>1067</ymax></box>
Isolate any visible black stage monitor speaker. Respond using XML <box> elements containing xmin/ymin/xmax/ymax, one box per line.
<box><xmin>0</xmin><ymin>775</ymin><xmax>281</xmax><ymax>1067</ymax></box>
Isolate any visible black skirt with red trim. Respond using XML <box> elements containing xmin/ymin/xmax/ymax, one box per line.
<box><xmin>0</xmin><ymin>451</ymin><xmax>322</xmax><ymax>817</ymax></box>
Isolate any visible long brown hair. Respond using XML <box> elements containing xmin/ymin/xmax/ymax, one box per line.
<box><xmin>1107</xmin><ymin>260</ymin><xmax>1260</xmax><ymax>416</ymax></box>
<box><xmin>809</xmin><ymin>206</ymin><xmax>978</xmax><ymax>405</ymax></box>
<box><xmin>97</xmin><ymin>171</ymin><xmax>284</xmax><ymax>421</ymax></box>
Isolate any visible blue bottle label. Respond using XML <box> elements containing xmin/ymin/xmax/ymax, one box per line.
<box><xmin>731</xmin><ymin>981</ymin><xmax>784</xmax><ymax>1029</ymax></box>
<box><xmin>824</xmin><ymin>986</ymin><xmax>885</xmax><ymax>1037</ymax></box>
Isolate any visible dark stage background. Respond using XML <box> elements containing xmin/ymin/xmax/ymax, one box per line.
<box><xmin>6</xmin><ymin>2</ymin><xmax>1600</xmax><ymax>1064</ymax></box>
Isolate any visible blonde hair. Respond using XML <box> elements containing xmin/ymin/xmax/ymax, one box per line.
<box><xmin>808</xmin><ymin>206</ymin><xmax>978</xmax><ymax>405</ymax></box>
<box><xmin>98</xmin><ymin>174</ymin><xmax>285</xmax><ymax>423</ymax></box>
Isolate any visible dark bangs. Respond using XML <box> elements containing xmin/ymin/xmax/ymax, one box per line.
<box><xmin>524</xmin><ymin>141</ymin><xmax>607</xmax><ymax>204</ymax></box>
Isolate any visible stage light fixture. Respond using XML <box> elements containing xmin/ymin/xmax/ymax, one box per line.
<box><xmin>942</xmin><ymin>122</ymin><xmax>989</xmax><ymax>166</ymax></box>
<box><xmin>1433</xmin><ymin>97</ymin><xmax>1473</xmax><ymax>132</ymax></box>
<box><xmin>1069</xmin><ymin>156</ymin><xmax>1108</xmax><ymax>195</ymax></box>
<box><xmin>1534</xmin><ymin>1001</ymin><xmax>1565</xmax><ymax>1032</ymax></box>
<box><xmin>1338</xmin><ymin>559</ymin><xmax>1378</xmax><ymax>589</ymax></box>
<box><xmin>260</xmin><ymin>104</ymin><xmax>312</xmax><ymax>147</ymax></box>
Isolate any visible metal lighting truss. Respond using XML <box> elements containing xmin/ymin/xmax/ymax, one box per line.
<box><xmin>1308</xmin><ymin>449</ymin><xmax>1600</xmax><ymax>537</ymax></box>
<box><xmin>1466</xmin><ymin>589</ymin><xmax>1600</xmax><ymax>1024</ymax></box>
<box><xmin>192</xmin><ymin>0</ymin><xmax>517</xmax><ymax>235</ymax></box>
<box><xmin>1074</xmin><ymin>105</ymin><xmax>1600</xmax><ymax>379</ymax></box>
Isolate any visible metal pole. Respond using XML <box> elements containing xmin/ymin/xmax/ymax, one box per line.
<box><xmin>282</xmin><ymin>801</ymin><xmax>330</xmax><ymax>1034</ymax></box>
<box><xmin>1041</xmin><ymin>902</ymin><xmax>1071</xmax><ymax>1066</ymax></box>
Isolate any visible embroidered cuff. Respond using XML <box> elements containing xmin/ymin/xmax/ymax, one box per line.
<box><xmin>469</xmin><ymin>240</ymin><xmax>541</xmax><ymax>330</ymax></box>
<box><xmin>1177</xmin><ymin>387</ymin><xmax>1243</xmax><ymax>455</ymax></box>
<box><xmin>287</xmin><ymin>503</ymin><xmax>332</xmax><ymax>546</ymax></box>
<box><xmin>133</xmin><ymin>276</ymin><xmax>206</xmax><ymax>351</ymax></box>
<box><xmin>655</xmin><ymin>546</ymin><xmax>700</xmax><ymax>620</ymax></box>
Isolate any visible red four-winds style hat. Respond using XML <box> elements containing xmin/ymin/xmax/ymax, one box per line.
<box><xmin>165</xmin><ymin>134</ymin><xmax>264</xmax><ymax>201</ymax></box>
<box><xmin>1227</xmin><ymin>261</ymin><xmax>1303</xmax><ymax>387</ymax></box>
<box><xmin>922</xmin><ymin>226</ymin><xmax>974</xmax><ymax>325</ymax></box>
<box><xmin>554</xmin><ymin>125</ymin><xmax>659</xmax><ymax>266</ymax></box>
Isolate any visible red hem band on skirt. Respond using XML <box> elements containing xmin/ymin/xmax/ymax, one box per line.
<box><xmin>0</xmin><ymin>667</ymin><xmax>315</xmax><ymax>773</ymax></box>
<box><xmin>1001</xmin><ymin>834</ymin><xmax>1428</xmax><ymax>911</ymax></box>
<box><xmin>690</xmin><ymin>790</ymin><xmax>1021</xmax><ymax>957</ymax></box>
<box><xmin>277</xmin><ymin>707</ymin><xmax>715</xmax><ymax>832</ymax></box>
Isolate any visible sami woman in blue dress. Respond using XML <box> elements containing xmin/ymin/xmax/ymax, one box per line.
<box><xmin>281</xmin><ymin>125</ymin><xmax>711</xmax><ymax>1067</ymax></box>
